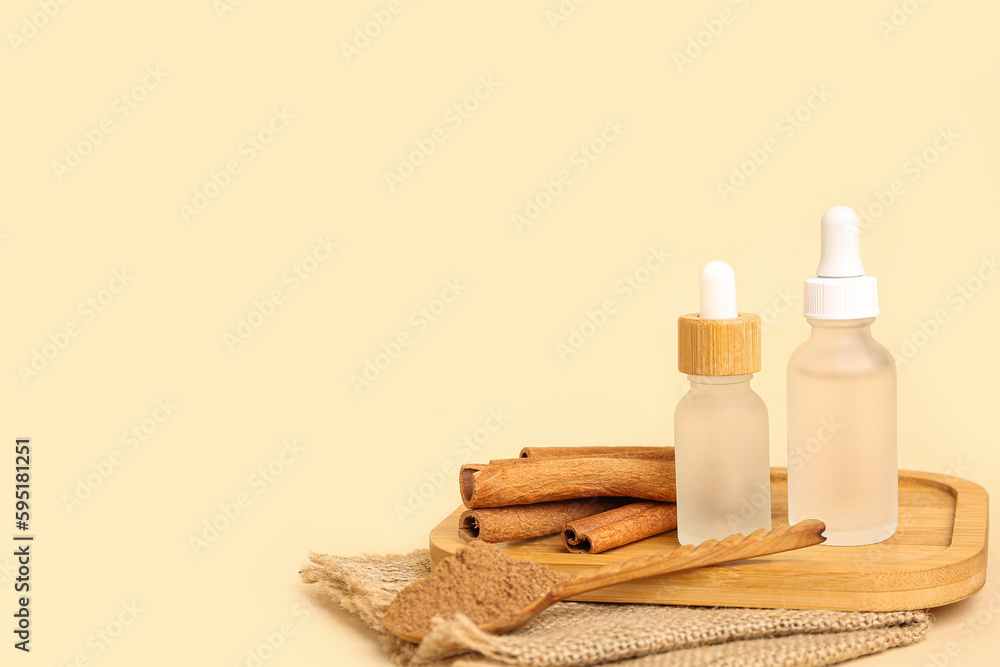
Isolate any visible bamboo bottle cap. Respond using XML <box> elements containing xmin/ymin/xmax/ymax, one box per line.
<box><xmin>677</xmin><ymin>312</ymin><xmax>761</xmax><ymax>376</ymax></box>
<box><xmin>678</xmin><ymin>261</ymin><xmax>761</xmax><ymax>376</ymax></box>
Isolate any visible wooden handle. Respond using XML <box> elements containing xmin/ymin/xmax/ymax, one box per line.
<box><xmin>553</xmin><ymin>520</ymin><xmax>826</xmax><ymax>600</ymax></box>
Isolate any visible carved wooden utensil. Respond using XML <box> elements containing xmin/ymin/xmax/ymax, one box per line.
<box><xmin>384</xmin><ymin>519</ymin><xmax>826</xmax><ymax>643</ymax></box>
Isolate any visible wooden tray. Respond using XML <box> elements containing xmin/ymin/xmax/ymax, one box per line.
<box><xmin>429</xmin><ymin>469</ymin><xmax>989</xmax><ymax>611</ymax></box>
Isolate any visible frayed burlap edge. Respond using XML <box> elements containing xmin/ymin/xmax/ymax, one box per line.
<box><xmin>300</xmin><ymin>549</ymin><xmax>433</xmax><ymax>666</ymax></box>
<box><xmin>447</xmin><ymin>614</ymin><xmax>931</xmax><ymax>667</ymax></box>
<box><xmin>300</xmin><ymin>548</ymin><xmax>931</xmax><ymax>667</ymax></box>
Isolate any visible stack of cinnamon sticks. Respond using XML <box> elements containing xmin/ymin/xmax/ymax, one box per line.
<box><xmin>458</xmin><ymin>446</ymin><xmax>677</xmax><ymax>554</ymax></box>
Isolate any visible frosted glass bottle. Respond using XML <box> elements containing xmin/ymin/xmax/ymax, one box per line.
<box><xmin>787</xmin><ymin>317</ymin><xmax>897</xmax><ymax>545</ymax></box>
<box><xmin>675</xmin><ymin>374</ymin><xmax>771</xmax><ymax>545</ymax></box>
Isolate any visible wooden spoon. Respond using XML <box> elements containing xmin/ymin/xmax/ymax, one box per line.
<box><xmin>384</xmin><ymin>519</ymin><xmax>826</xmax><ymax>642</ymax></box>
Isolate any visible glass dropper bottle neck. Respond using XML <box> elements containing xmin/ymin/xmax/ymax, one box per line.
<box><xmin>805</xmin><ymin>317</ymin><xmax>876</xmax><ymax>340</ymax></box>
<box><xmin>686</xmin><ymin>374</ymin><xmax>754</xmax><ymax>385</ymax></box>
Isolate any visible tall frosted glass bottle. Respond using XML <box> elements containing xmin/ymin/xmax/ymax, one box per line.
<box><xmin>787</xmin><ymin>206</ymin><xmax>898</xmax><ymax>546</ymax></box>
<box><xmin>675</xmin><ymin>261</ymin><xmax>771</xmax><ymax>545</ymax></box>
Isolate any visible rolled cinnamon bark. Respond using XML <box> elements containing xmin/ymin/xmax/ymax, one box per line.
<box><xmin>486</xmin><ymin>457</ymin><xmax>533</xmax><ymax>466</ymax></box>
<box><xmin>491</xmin><ymin>450</ymin><xmax>671</xmax><ymax>467</ymax></box>
<box><xmin>519</xmin><ymin>446</ymin><xmax>673</xmax><ymax>460</ymax></box>
<box><xmin>458</xmin><ymin>497</ymin><xmax>630</xmax><ymax>543</ymax></box>
<box><xmin>562</xmin><ymin>501</ymin><xmax>678</xmax><ymax>554</ymax></box>
<box><xmin>460</xmin><ymin>457</ymin><xmax>676</xmax><ymax>508</ymax></box>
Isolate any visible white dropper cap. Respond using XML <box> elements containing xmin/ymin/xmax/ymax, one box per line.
<box><xmin>699</xmin><ymin>260</ymin><xmax>738</xmax><ymax>319</ymax></box>
<box><xmin>803</xmin><ymin>205</ymin><xmax>879</xmax><ymax>319</ymax></box>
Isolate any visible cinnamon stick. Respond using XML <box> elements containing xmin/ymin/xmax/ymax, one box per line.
<box><xmin>519</xmin><ymin>446</ymin><xmax>672</xmax><ymax>460</ymax></box>
<box><xmin>458</xmin><ymin>497</ymin><xmax>630</xmax><ymax>543</ymax></box>
<box><xmin>460</xmin><ymin>457</ymin><xmax>676</xmax><ymax>508</ymax></box>
<box><xmin>490</xmin><ymin>450</ymin><xmax>672</xmax><ymax>467</ymax></box>
<box><xmin>562</xmin><ymin>501</ymin><xmax>678</xmax><ymax>554</ymax></box>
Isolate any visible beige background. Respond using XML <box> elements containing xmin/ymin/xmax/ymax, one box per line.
<box><xmin>4</xmin><ymin>1</ymin><xmax>998</xmax><ymax>664</ymax></box>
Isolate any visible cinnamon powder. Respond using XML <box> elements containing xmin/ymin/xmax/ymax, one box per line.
<box><xmin>383</xmin><ymin>540</ymin><xmax>570</xmax><ymax>639</ymax></box>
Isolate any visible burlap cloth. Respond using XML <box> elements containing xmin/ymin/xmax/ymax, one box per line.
<box><xmin>299</xmin><ymin>548</ymin><xmax>930</xmax><ymax>667</ymax></box>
